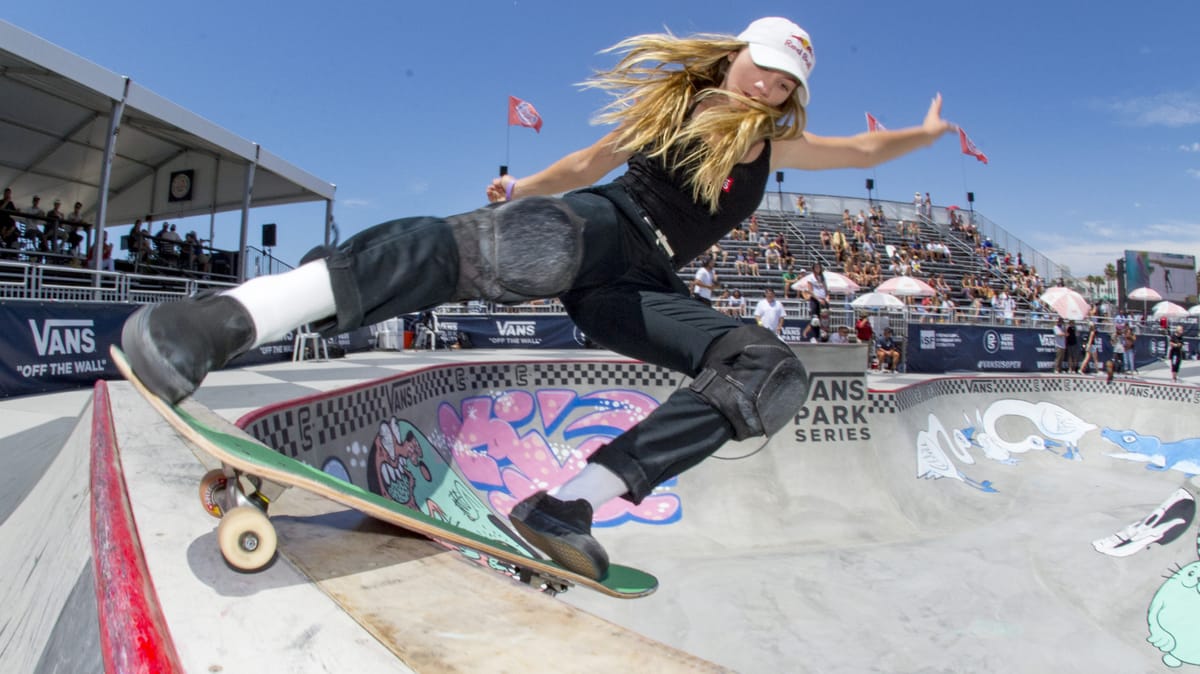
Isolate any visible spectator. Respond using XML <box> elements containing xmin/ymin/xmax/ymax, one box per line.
<box><xmin>855</xmin><ymin>313</ymin><xmax>874</xmax><ymax>344</ymax></box>
<box><xmin>42</xmin><ymin>199</ymin><xmax>70</xmax><ymax>252</ymax></box>
<box><xmin>184</xmin><ymin>231</ymin><xmax>211</xmax><ymax>273</ymax></box>
<box><xmin>829</xmin><ymin>325</ymin><xmax>851</xmax><ymax>344</ymax></box>
<box><xmin>801</xmin><ymin>260</ymin><xmax>830</xmax><ymax>319</ymax></box>
<box><xmin>64</xmin><ymin>201</ymin><xmax>86</xmax><ymax>253</ymax></box>
<box><xmin>1079</xmin><ymin>321</ymin><xmax>1100</xmax><ymax>375</ymax></box>
<box><xmin>1122</xmin><ymin>325</ymin><xmax>1138</xmax><ymax>375</ymax></box>
<box><xmin>876</xmin><ymin>327</ymin><xmax>902</xmax><ymax>372</ymax></box>
<box><xmin>25</xmin><ymin>195</ymin><xmax>46</xmax><ymax>250</ymax></box>
<box><xmin>763</xmin><ymin>239</ymin><xmax>782</xmax><ymax>271</ymax></box>
<box><xmin>795</xmin><ymin>194</ymin><xmax>807</xmax><ymax>216</ymax></box>
<box><xmin>733</xmin><ymin>249</ymin><xmax>748</xmax><ymax>275</ymax></box>
<box><xmin>1065</xmin><ymin>320</ymin><xmax>1080</xmax><ymax>373</ymax></box>
<box><xmin>754</xmin><ymin>288</ymin><xmax>786</xmax><ymax>338</ymax></box>
<box><xmin>781</xmin><ymin>264</ymin><xmax>799</xmax><ymax>299</ymax></box>
<box><xmin>86</xmin><ymin>232</ymin><xmax>115</xmax><ymax>271</ymax></box>
<box><xmin>708</xmin><ymin>241</ymin><xmax>728</xmax><ymax>265</ymax></box>
<box><xmin>128</xmin><ymin>219</ymin><xmax>147</xmax><ymax>263</ymax></box>
<box><xmin>745</xmin><ymin>249</ymin><xmax>761</xmax><ymax>277</ymax></box>
<box><xmin>1053</xmin><ymin>317</ymin><xmax>1068</xmax><ymax>373</ymax></box>
<box><xmin>802</xmin><ymin>315</ymin><xmax>822</xmax><ymax>343</ymax></box>
<box><xmin>997</xmin><ymin>291</ymin><xmax>1016</xmax><ymax>326</ymax></box>
<box><xmin>691</xmin><ymin>257</ymin><xmax>717</xmax><ymax>306</ymax></box>
<box><xmin>724</xmin><ymin>288</ymin><xmax>746</xmax><ymax>318</ymax></box>
<box><xmin>1169</xmin><ymin>325</ymin><xmax>1185</xmax><ymax>383</ymax></box>
<box><xmin>0</xmin><ymin>188</ymin><xmax>18</xmax><ymax>253</ymax></box>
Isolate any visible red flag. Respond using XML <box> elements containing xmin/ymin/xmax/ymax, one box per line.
<box><xmin>958</xmin><ymin>127</ymin><xmax>988</xmax><ymax>164</ymax></box>
<box><xmin>508</xmin><ymin>95</ymin><xmax>543</xmax><ymax>133</ymax></box>
<box><xmin>865</xmin><ymin>112</ymin><xmax>886</xmax><ymax>132</ymax></box>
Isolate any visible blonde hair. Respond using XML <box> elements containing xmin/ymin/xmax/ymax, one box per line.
<box><xmin>586</xmin><ymin>31</ymin><xmax>807</xmax><ymax>212</ymax></box>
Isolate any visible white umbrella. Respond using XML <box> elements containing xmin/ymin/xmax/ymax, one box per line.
<box><xmin>850</xmin><ymin>292</ymin><xmax>906</xmax><ymax>310</ymax></box>
<box><xmin>1128</xmin><ymin>286</ymin><xmax>1163</xmax><ymax>316</ymax></box>
<box><xmin>1152</xmin><ymin>301</ymin><xmax>1188</xmax><ymax>318</ymax></box>
<box><xmin>792</xmin><ymin>271</ymin><xmax>860</xmax><ymax>295</ymax></box>
<box><xmin>1188</xmin><ymin>304</ymin><xmax>1200</xmax><ymax>316</ymax></box>
<box><xmin>1038</xmin><ymin>287</ymin><xmax>1090</xmax><ymax>321</ymax></box>
<box><xmin>876</xmin><ymin>276</ymin><xmax>937</xmax><ymax>297</ymax></box>
<box><xmin>1128</xmin><ymin>286</ymin><xmax>1163</xmax><ymax>302</ymax></box>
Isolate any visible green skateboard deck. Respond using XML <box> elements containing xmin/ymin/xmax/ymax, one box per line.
<box><xmin>110</xmin><ymin>345</ymin><xmax>657</xmax><ymax>598</ymax></box>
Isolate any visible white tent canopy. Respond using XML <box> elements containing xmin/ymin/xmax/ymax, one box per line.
<box><xmin>0</xmin><ymin>20</ymin><xmax>336</xmax><ymax>279</ymax></box>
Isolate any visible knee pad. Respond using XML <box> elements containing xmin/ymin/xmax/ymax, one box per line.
<box><xmin>689</xmin><ymin>325</ymin><xmax>810</xmax><ymax>440</ymax></box>
<box><xmin>448</xmin><ymin>197</ymin><xmax>584</xmax><ymax>303</ymax></box>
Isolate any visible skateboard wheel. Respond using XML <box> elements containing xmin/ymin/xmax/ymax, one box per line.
<box><xmin>199</xmin><ymin>469</ymin><xmax>229</xmax><ymax>518</ymax></box>
<box><xmin>216</xmin><ymin>506</ymin><xmax>277</xmax><ymax>572</ymax></box>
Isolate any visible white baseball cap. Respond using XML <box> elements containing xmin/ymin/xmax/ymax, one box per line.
<box><xmin>737</xmin><ymin>17</ymin><xmax>815</xmax><ymax>107</ymax></box>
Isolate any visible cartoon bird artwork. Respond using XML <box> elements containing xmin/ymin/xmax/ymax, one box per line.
<box><xmin>916</xmin><ymin>413</ymin><xmax>995</xmax><ymax>493</ymax></box>
<box><xmin>981</xmin><ymin>400</ymin><xmax>1095</xmax><ymax>461</ymax></box>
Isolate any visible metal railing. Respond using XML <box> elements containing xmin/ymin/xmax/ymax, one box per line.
<box><xmin>759</xmin><ymin>190</ymin><xmax>1066</xmax><ymax>281</ymax></box>
<box><xmin>0</xmin><ymin>259</ymin><xmax>235</xmax><ymax>303</ymax></box>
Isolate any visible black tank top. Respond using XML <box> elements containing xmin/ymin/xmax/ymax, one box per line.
<box><xmin>615</xmin><ymin>140</ymin><xmax>771</xmax><ymax>265</ymax></box>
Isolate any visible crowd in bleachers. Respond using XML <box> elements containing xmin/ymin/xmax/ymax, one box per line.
<box><xmin>1</xmin><ymin>184</ymin><xmax>226</xmax><ymax>279</ymax></box>
<box><xmin>0</xmin><ymin>187</ymin><xmax>92</xmax><ymax>261</ymax></box>
<box><xmin>680</xmin><ymin>193</ymin><xmax>1057</xmax><ymax>335</ymax></box>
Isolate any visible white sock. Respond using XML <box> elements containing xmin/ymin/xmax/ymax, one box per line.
<box><xmin>223</xmin><ymin>259</ymin><xmax>337</xmax><ymax>346</ymax></box>
<box><xmin>552</xmin><ymin>463</ymin><xmax>627</xmax><ymax>511</ymax></box>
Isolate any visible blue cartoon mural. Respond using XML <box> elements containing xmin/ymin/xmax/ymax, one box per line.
<box><xmin>1103</xmin><ymin>430</ymin><xmax>1200</xmax><ymax>475</ymax></box>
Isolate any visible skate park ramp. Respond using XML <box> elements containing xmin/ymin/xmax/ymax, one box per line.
<box><xmin>234</xmin><ymin>346</ymin><xmax>1200</xmax><ymax>673</ymax></box>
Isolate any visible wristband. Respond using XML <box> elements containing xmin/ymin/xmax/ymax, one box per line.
<box><xmin>505</xmin><ymin>180</ymin><xmax>516</xmax><ymax>201</ymax></box>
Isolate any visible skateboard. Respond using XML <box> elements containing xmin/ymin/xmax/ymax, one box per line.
<box><xmin>110</xmin><ymin>345</ymin><xmax>657</xmax><ymax>599</ymax></box>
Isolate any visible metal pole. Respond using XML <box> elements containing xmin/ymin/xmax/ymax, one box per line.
<box><xmin>237</xmin><ymin>145</ymin><xmax>258</xmax><ymax>282</ymax></box>
<box><xmin>324</xmin><ymin>198</ymin><xmax>334</xmax><ymax>247</ymax></box>
<box><xmin>92</xmin><ymin>78</ymin><xmax>129</xmax><ymax>293</ymax></box>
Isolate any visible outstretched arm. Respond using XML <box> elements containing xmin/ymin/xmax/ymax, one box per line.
<box><xmin>772</xmin><ymin>94</ymin><xmax>957</xmax><ymax>171</ymax></box>
<box><xmin>487</xmin><ymin>127</ymin><xmax>633</xmax><ymax>202</ymax></box>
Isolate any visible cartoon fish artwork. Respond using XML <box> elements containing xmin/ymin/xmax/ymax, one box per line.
<box><xmin>1102</xmin><ymin>429</ymin><xmax>1200</xmax><ymax>475</ymax></box>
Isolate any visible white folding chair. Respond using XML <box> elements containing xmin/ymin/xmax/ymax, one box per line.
<box><xmin>293</xmin><ymin>325</ymin><xmax>328</xmax><ymax>362</ymax></box>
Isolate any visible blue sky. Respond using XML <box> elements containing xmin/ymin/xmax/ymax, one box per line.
<box><xmin>7</xmin><ymin>1</ymin><xmax>1199</xmax><ymax>277</ymax></box>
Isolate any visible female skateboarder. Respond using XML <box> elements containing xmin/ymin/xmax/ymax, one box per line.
<box><xmin>122</xmin><ymin>17</ymin><xmax>957</xmax><ymax>580</ymax></box>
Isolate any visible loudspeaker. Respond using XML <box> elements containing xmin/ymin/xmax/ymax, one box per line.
<box><xmin>967</xmin><ymin>192</ymin><xmax>975</xmax><ymax>203</ymax></box>
<box><xmin>775</xmin><ymin>171</ymin><xmax>784</xmax><ymax>184</ymax></box>
<box><xmin>262</xmin><ymin>223</ymin><xmax>277</xmax><ymax>248</ymax></box>
<box><xmin>866</xmin><ymin>178</ymin><xmax>874</xmax><ymax>190</ymax></box>
<box><xmin>499</xmin><ymin>165</ymin><xmax>508</xmax><ymax>176</ymax></box>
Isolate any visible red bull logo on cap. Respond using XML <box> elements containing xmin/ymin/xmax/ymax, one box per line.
<box><xmin>786</xmin><ymin>34</ymin><xmax>815</xmax><ymax>71</ymax></box>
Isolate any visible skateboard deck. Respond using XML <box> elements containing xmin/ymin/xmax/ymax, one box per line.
<box><xmin>110</xmin><ymin>345</ymin><xmax>657</xmax><ymax>598</ymax></box>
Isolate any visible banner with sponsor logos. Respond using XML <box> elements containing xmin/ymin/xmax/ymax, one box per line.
<box><xmin>447</xmin><ymin>315</ymin><xmax>588</xmax><ymax>349</ymax></box>
<box><xmin>0</xmin><ymin>302</ymin><xmax>137</xmax><ymax>398</ymax></box>
<box><xmin>905</xmin><ymin>323</ymin><xmax>1198</xmax><ymax>374</ymax></box>
<box><xmin>0</xmin><ymin>302</ymin><xmax>370</xmax><ymax>399</ymax></box>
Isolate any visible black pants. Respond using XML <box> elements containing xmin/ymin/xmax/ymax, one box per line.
<box><xmin>313</xmin><ymin>185</ymin><xmax>744</xmax><ymax>503</ymax></box>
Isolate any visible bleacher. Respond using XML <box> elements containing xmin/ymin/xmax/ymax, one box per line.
<box><xmin>678</xmin><ymin>198</ymin><xmax>1047</xmax><ymax>324</ymax></box>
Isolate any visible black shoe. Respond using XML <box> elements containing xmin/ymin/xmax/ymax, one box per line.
<box><xmin>509</xmin><ymin>492</ymin><xmax>609</xmax><ymax>580</ymax></box>
<box><xmin>121</xmin><ymin>294</ymin><xmax>256</xmax><ymax>404</ymax></box>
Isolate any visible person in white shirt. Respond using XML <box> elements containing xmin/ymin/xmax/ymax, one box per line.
<box><xmin>692</xmin><ymin>257</ymin><xmax>716</xmax><ymax>306</ymax></box>
<box><xmin>754</xmin><ymin>288</ymin><xmax>787</xmax><ymax>337</ymax></box>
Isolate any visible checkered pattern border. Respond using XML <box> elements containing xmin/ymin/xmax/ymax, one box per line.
<box><xmin>245</xmin><ymin>360</ymin><xmax>683</xmax><ymax>455</ymax></box>
<box><xmin>530</xmin><ymin>362</ymin><xmax>681</xmax><ymax>389</ymax></box>
<box><xmin>867</xmin><ymin>392</ymin><xmax>897</xmax><ymax>416</ymax></box>
<box><xmin>890</xmin><ymin>375</ymin><xmax>1200</xmax><ymax>412</ymax></box>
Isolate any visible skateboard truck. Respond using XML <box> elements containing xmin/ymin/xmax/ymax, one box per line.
<box><xmin>199</xmin><ymin>467</ymin><xmax>279</xmax><ymax>572</ymax></box>
<box><xmin>516</xmin><ymin>566</ymin><xmax>572</xmax><ymax>595</ymax></box>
